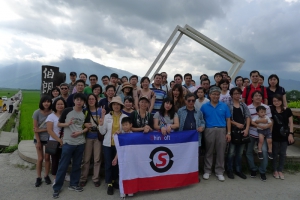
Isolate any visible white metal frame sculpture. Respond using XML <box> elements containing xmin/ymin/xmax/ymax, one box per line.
<box><xmin>145</xmin><ymin>24</ymin><xmax>245</xmax><ymax>80</ymax></box>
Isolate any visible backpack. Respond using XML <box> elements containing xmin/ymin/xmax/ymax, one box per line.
<box><xmin>245</xmin><ymin>85</ymin><xmax>264</xmax><ymax>103</ymax></box>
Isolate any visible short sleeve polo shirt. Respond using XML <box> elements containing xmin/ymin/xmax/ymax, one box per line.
<box><xmin>200</xmin><ymin>101</ymin><xmax>231</xmax><ymax>128</ymax></box>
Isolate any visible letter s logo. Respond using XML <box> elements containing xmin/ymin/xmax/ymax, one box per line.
<box><xmin>156</xmin><ymin>152</ymin><xmax>168</xmax><ymax>167</ymax></box>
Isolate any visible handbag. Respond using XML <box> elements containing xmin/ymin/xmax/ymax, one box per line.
<box><xmin>45</xmin><ymin>140</ymin><xmax>60</xmax><ymax>155</ymax></box>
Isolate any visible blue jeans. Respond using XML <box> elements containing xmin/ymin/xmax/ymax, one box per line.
<box><xmin>53</xmin><ymin>143</ymin><xmax>85</xmax><ymax>191</ymax></box>
<box><xmin>226</xmin><ymin>143</ymin><xmax>245</xmax><ymax>172</ymax></box>
<box><xmin>246</xmin><ymin>136</ymin><xmax>268</xmax><ymax>174</ymax></box>
<box><xmin>103</xmin><ymin>146</ymin><xmax>119</xmax><ymax>184</ymax></box>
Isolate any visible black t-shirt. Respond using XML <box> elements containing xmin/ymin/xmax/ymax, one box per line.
<box><xmin>267</xmin><ymin>86</ymin><xmax>286</xmax><ymax>106</ymax></box>
<box><xmin>129</xmin><ymin>110</ymin><xmax>154</xmax><ymax>130</ymax></box>
<box><xmin>183</xmin><ymin>109</ymin><xmax>196</xmax><ymax>131</ymax></box>
<box><xmin>98</xmin><ymin>98</ymin><xmax>111</xmax><ymax>114</ymax></box>
<box><xmin>271</xmin><ymin>108</ymin><xmax>292</xmax><ymax>142</ymax></box>
<box><xmin>232</xmin><ymin>106</ymin><xmax>245</xmax><ymax>125</ymax></box>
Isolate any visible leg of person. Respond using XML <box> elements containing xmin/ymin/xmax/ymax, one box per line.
<box><xmin>266</xmin><ymin>130</ymin><xmax>273</xmax><ymax>159</ymax></box>
<box><xmin>272</xmin><ymin>141</ymin><xmax>280</xmax><ymax>179</ymax></box>
<box><xmin>203</xmin><ymin>128</ymin><xmax>215</xmax><ymax>179</ymax></box>
<box><xmin>69</xmin><ymin>144</ymin><xmax>85</xmax><ymax>191</ymax></box>
<box><xmin>246</xmin><ymin>137</ymin><xmax>258</xmax><ymax>177</ymax></box>
<box><xmin>257</xmin><ymin>133</ymin><xmax>264</xmax><ymax>159</ymax></box>
<box><xmin>259</xmin><ymin>139</ymin><xmax>268</xmax><ymax>181</ymax></box>
<box><xmin>80</xmin><ymin>139</ymin><xmax>93</xmax><ymax>186</ymax></box>
<box><xmin>234</xmin><ymin>144</ymin><xmax>247</xmax><ymax>179</ymax></box>
<box><xmin>103</xmin><ymin>146</ymin><xmax>114</xmax><ymax>195</ymax></box>
<box><xmin>277</xmin><ymin>141</ymin><xmax>288</xmax><ymax>180</ymax></box>
<box><xmin>214</xmin><ymin>128</ymin><xmax>227</xmax><ymax>181</ymax></box>
<box><xmin>92</xmin><ymin>139</ymin><xmax>101</xmax><ymax>186</ymax></box>
<box><xmin>226</xmin><ymin>143</ymin><xmax>236</xmax><ymax>179</ymax></box>
<box><xmin>51</xmin><ymin>148</ymin><xmax>62</xmax><ymax>181</ymax></box>
<box><xmin>44</xmin><ymin>147</ymin><xmax>52</xmax><ymax>184</ymax></box>
<box><xmin>53</xmin><ymin>144</ymin><xmax>75</xmax><ymax>197</ymax></box>
<box><xmin>35</xmin><ymin>141</ymin><xmax>44</xmax><ymax>187</ymax></box>
<box><xmin>111</xmin><ymin>146</ymin><xmax>119</xmax><ymax>189</ymax></box>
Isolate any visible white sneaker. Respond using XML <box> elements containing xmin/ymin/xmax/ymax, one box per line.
<box><xmin>216</xmin><ymin>174</ymin><xmax>225</xmax><ymax>182</ymax></box>
<box><xmin>203</xmin><ymin>173</ymin><xmax>210</xmax><ymax>180</ymax></box>
<box><xmin>120</xmin><ymin>193</ymin><xmax>126</xmax><ymax>198</ymax></box>
<box><xmin>52</xmin><ymin>179</ymin><xmax>56</xmax><ymax>186</ymax></box>
<box><xmin>65</xmin><ymin>174</ymin><xmax>70</xmax><ymax>182</ymax></box>
<box><xmin>128</xmin><ymin>194</ymin><xmax>134</xmax><ymax>197</ymax></box>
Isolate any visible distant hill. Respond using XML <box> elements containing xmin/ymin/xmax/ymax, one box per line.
<box><xmin>0</xmin><ymin>58</ymin><xmax>134</xmax><ymax>89</ymax></box>
<box><xmin>0</xmin><ymin>58</ymin><xmax>299</xmax><ymax>91</ymax></box>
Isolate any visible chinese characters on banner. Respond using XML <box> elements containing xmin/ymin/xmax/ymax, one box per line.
<box><xmin>41</xmin><ymin>65</ymin><xmax>66</xmax><ymax>96</ymax></box>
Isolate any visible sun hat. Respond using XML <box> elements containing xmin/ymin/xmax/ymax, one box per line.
<box><xmin>121</xmin><ymin>82</ymin><xmax>133</xmax><ymax>91</ymax></box>
<box><xmin>138</xmin><ymin>95</ymin><xmax>150</xmax><ymax>103</ymax></box>
<box><xmin>109</xmin><ymin>96</ymin><xmax>124</xmax><ymax>110</ymax></box>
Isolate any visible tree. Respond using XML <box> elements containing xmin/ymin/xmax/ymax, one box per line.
<box><xmin>286</xmin><ymin>90</ymin><xmax>300</xmax><ymax>102</ymax></box>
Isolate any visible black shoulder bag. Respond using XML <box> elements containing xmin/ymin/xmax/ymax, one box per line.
<box><xmin>89</xmin><ymin>109</ymin><xmax>104</xmax><ymax>142</ymax></box>
<box><xmin>231</xmin><ymin>105</ymin><xmax>250</xmax><ymax>144</ymax></box>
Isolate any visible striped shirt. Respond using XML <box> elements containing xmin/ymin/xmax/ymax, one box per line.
<box><xmin>150</xmin><ymin>84</ymin><xmax>167</xmax><ymax>115</ymax></box>
<box><xmin>248</xmin><ymin>103</ymin><xmax>272</xmax><ymax>138</ymax></box>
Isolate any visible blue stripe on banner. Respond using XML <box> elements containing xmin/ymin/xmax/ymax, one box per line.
<box><xmin>117</xmin><ymin>130</ymin><xmax>198</xmax><ymax>146</ymax></box>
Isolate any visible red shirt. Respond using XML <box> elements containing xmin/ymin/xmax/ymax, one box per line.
<box><xmin>242</xmin><ymin>84</ymin><xmax>268</xmax><ymax>105</ymax></box>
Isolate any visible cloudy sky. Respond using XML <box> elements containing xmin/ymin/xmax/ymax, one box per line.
<box><xmin>0</xmin><ymin>0</ymin><xmax>299</xmax><ymax>80</ymax></box>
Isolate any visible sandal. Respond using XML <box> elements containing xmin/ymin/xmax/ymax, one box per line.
<box><xmin>273</xmin><ymin>171</ymin><xmax>279</xmax><ymax>179</ymax></box>
<box><xmin>80</xmin><ymin>181</ymin><xmax>87</xmax><ymax>187</ymax></box>
<box><xmin>93</xmin><ymin>181</ymin><xmax>101</xmax><ymax>187</ymax></box>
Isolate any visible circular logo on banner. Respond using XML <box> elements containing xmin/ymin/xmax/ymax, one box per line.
<box><xmin>149</xmin><ymin>146</ymin><xmax>174</xmax><ymax>173</ymax></box>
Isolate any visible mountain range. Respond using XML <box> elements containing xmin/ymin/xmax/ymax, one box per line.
<box><xmin>0</xmin><ymin>58</ymin><xmax>299</xmax><ymax>91</ymax></box>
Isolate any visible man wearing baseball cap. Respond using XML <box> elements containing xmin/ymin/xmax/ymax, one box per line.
<box><xmin>68</xmin><ymin>72</ymin><xmax>77</xmax><ymax>95</ymax></box>
<box><xmin>200</xmin><ymin>86</ymin><xmax>231</xmax><ymax>182</ymax></box>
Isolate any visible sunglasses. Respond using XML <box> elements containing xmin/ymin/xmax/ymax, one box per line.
<box><xmin>187</xmin><ymin>99</ymin><xmax>195</xmax><ymax>103</ymax></box>
<box><xmin>60</xmin><ymin>88</ymin><xmax>68</xmax><ymax>90</ymax></box>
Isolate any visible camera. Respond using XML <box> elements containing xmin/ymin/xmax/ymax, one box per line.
<box><xmin>91</xmin><ymin>126</ymin><xmax>98</xmax><ymax>132</ymax></box>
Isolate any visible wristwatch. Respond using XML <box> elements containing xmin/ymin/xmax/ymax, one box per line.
<box><xmin>227</xmin><ymin>132</ymin><xmax>231</xmax><ymax>135</ymax></box>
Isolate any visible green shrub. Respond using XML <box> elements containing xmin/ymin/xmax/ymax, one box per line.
<box><xmin>288</xmin><ymin>101</ymin><xmax>300</xmax><ymax>108</ymax></box>
<box><xmin>2</xmin><ymin>144</ymin><xmax>18</xmax><ymax>153</ymax></box>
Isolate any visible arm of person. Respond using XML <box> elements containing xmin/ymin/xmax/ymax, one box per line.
<box><xmin>231</xmin><ymin>120</ymin><xmax>244</xmax><ymax>129</ymax></box>
<box><xmin>283</xmin><ymin>94</ymin><xmax>288</xmax><ymax>108</ymax></box>
<box><xmin>131</xmin><ymin>127</ymin><xmax>145</xmax><ymax>132</ymax></box>
<box><xmin>148</xmin><ymin>94</ymin><xmax>155</xmax><ymax>114</ymax></box>
<box><xmin>288</xmin><ymin>115</ymin><xmax>294</xmax><ymax>144</ymax></box>
<box><xmin>243</xmin><ymin>117</ymin><xmax>251</xmax><ymax>136</ymax></box>
<box><xmin>33</xmin><ymin>119</ymin><xmax>42</xmax><ymax>149</ymax></box>
<box><xmin>170</xmin><ymin>116</ymin><xmax>179</xmax><ymax>130</ymax></box>
<box><xmin>112</xmin><ymin>154</ymin><xmax>118</xmax><ymax>166</ymax></box>
<box><xmin>153</xmin><ymin>118</ymin><xmax>161</xmax><ymax>131</ymax></box>
<box><xmin>47</xmin><ymin>121</ymin><xmax>63</xmax><ymax>146</ymax></box>
<box><xmin>226</xmin><ymin>118</ymin><xmax>231</xmax><ymax>142</ymax></box>
<box><xmin>99</xmin><ymin>114</ymin><xmax>108</xmax><ymax>135</ymax></box>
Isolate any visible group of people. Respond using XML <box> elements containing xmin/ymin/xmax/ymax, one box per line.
<box><xmin>0</xmin><ymin>97</ymin><xmax>15</xmax><ymax>113</ymax></box>
<box><xmin>32</xmin><ymin>70</ymin><xmax>295</xmax><ymax>199</ymax></box>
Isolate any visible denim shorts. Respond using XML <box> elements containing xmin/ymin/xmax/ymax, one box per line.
<box><xmin>257</xmin><ymin>128</ymin><xmax>272</xmax><ymax>139</ymax></box>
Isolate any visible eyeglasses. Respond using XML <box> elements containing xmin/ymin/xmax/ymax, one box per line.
<box><xmin>60</xmin><ymin>88</ymin><xmax>68</xmax><ymax>90</ymax></box>
<box><xmin>187</xmin><ymin>99</ymin><xmax>196</xmax><ymax>103</ymax></box>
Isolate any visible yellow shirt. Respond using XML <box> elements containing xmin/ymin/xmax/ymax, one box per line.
<box><xmin>111</xmin><ymin>112</ymin><xmax>121</xmax><ymax>146</ymax></box>
<box><xmin>0</xmin><ymin>99</ymin><xmax>3</xmax><ymax>107</ymax></box>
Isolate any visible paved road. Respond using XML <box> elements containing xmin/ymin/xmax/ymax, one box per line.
<box><xmin>0</xmin><ymin>91</ymin><xmax>21</xmax><ymax>129</ymax></box>
<box><xmin>0</xmin><ymin>151</ymin><xmax>299</xmax><ymax>200</ymax></box>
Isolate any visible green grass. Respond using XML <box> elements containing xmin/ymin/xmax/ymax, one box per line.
<box><xmin>19</xmin><ymin>90</ymin><xmax>40</xmax><ymax>140</ymax></box>
<box><xmin>0</xmin><ymin>113</ymin><xmax>17</xmax><ymax>132</ymax></box>
<box><xmin>0</xmin><ymin>89</ymin><xmax>19</xmax><ymax>98</ymax></box>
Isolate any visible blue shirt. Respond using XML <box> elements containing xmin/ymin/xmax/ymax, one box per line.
<box><xmin>200</xmin><ymin>101</ymin><xmax>231</xmax><ymax>128</ymax></box>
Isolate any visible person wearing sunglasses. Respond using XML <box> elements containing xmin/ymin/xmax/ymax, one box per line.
<box><xmin>177</xmin><ymin>93</ymin><xmax>205</xmax><ymax>145</ymax></box>
<box><xmin>200</xmin><ymin>86</ymin><xmax>231</xmax><ymax>182</ymax></box>
<box><xmin>52</xmin><ymin>83</ymin><xmax>69</xmax><ymax>102</ymax></box>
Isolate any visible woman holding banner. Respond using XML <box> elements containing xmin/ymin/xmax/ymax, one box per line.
<box><xmin>153</xmin><ymin>97</ymin><xmax>179</xmax><ymax>135</ymax></box>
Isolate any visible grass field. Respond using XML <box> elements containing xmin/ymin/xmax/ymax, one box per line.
<box><xmin>0</xmin><ymin>89</ymin><xmax>19</xmax><ymax>98</ymax></box>
<box><xmin>19</xmin><ymin>90</ymin><xmax>40</xmax><ymax>140</ymax></box>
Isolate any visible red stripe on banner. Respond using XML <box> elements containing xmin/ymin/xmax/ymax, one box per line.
<box><xmin>123</xmin><ymin>171</ymin><xmax>199</xmax><ymax>194</ymax></box>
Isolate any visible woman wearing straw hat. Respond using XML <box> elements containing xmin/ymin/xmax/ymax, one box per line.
<box><xmin>119</xmin><ymin>82</ymin><xmax>133</xmax><ymax>102</ymax></box>
<box><xmin>99</xmin><ymin>96</ymin><xmax>127</xmax><ymax>195</ymax></box>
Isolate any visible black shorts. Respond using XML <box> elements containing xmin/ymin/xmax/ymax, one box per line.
<box><xmin>33</xmin><ymin>139</ymin><xmax>48</xmax><ymax>145</ymax></box>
